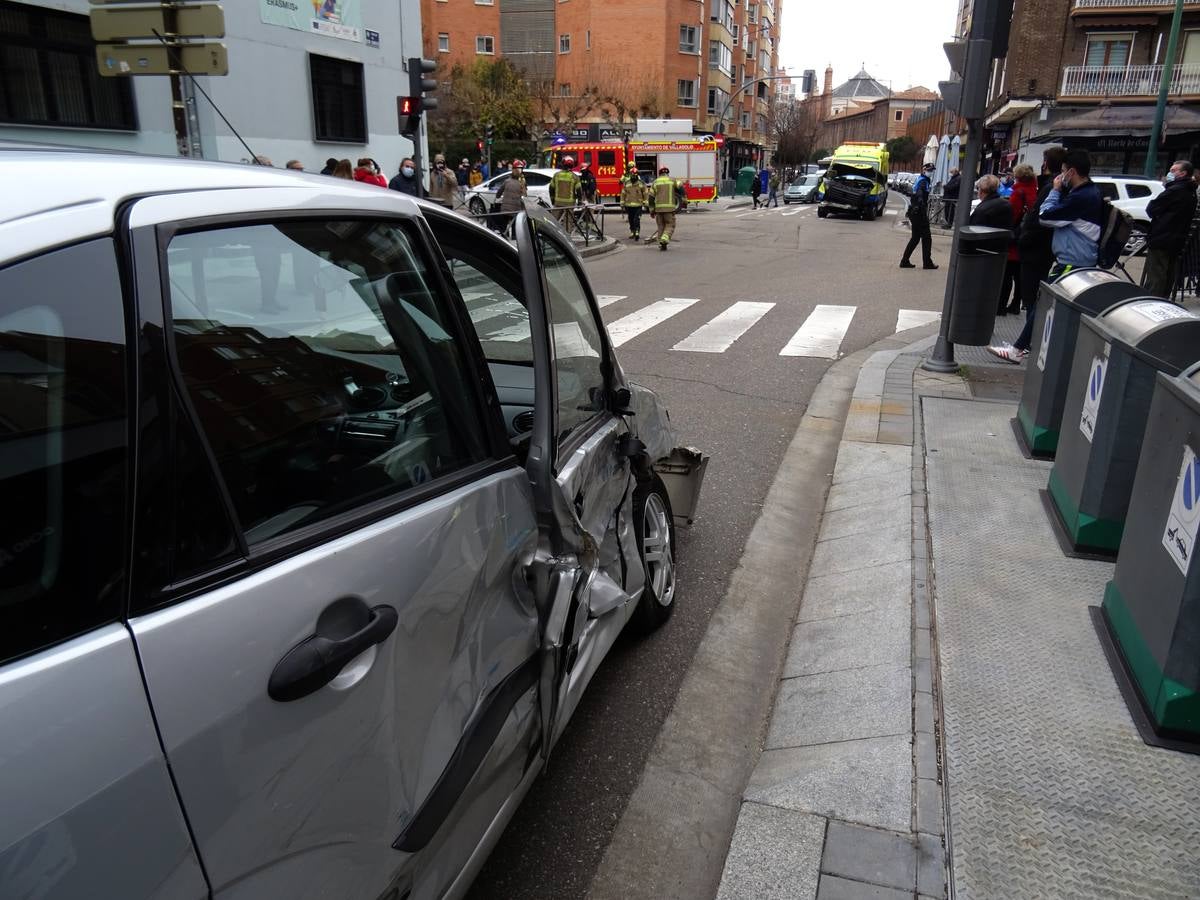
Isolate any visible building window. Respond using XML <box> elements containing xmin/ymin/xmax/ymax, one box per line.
<box><xmin>894</xmin><ymin>110</ymin><xmax>903</xmax><ymax>121</ymax></box>
<box><xmin>0</xmin><ymin>1</ymin><xmax>137</xmax><ymax>130</ymax></box>
<box><xmin>438</xmin><ymin>33</ymin><xmax>450</xmax><ymax>52</ymax></box>
<box><xmin>309</xmin><ymin>54</ymin><xmax>366</xmax><ymax>144</ymax></box>
<box><xmin>709</xmin><ymin>0</ymin><xmax>735</xmax><ymax>31</ymax></box>
<box><xmin>476</xmin><ymin>35</ymin><xmax>495</xmax><ymax>54</ymax></box>
<box><xmin>707</xmin><ymin>86</ymin><xmax>730</xmax><ymax>115</ymax></box>
<box><xmin>586</xmin><ymin>30</ymin><xmax>591</xmax><ymax>49</ymax></box>
<box><xmin>559</xmin><ymin>33</ymin><xmax>571</xmax><ymax>53</ymax></box>
<box><xmin>709</xmin><ymin>40</ymin><xmax>733</xmax><ymax>76</ymax></box>
<box><xmin>740</xmin><ymin>110</ymin><xmax>751</xmax><ymax>128</ymax></box>
<box><xmin>732</xmin><ymin>24</ymin><xmax>739</xmax><ymax>46</ymax></box>
<box><xmin>677</xmin><ymin>78</ymin><xmax>698</xmax><ymax>107</ymax></box>
<box><xmin>679</xmin><ymin>25</ymin><xmax>699</xmax><ymax>53</ymax></box>
<box><xmin>560</xmin><ymin>83</ymin><xmax>571</xmax><ymax>96</ymax></box>
<box><xmin>1085</xmin><ymin>32</ymin><xmax>1133</xmax><ymax>67</ymax></box>
<box><xmin>475</xmin><ymin>0</ymin><xmax>494</xmax><ymax>4</ymax></box>
<box><xmin>748</xmin><ymin>3</ymin><xmax>758</xmax><ymax>23</ymax></box>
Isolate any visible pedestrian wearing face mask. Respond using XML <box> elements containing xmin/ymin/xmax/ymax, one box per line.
<box><xmin>1143</xmin><ymin>160</ymin><xmax>1198</xmax><ymax>299</ymax></box>
<box><xmin>389</xmin><ymin>158</ymin><xmax>422</xmax><ymax>197</ymax></box>
<box><xmin>997</xmin><ymin>170</ymin><xmax>1015</xmax><ymax>198</ymax></box>
<box><xmin>428</xmin><ymin>153</ymin><xmax>459</xmax><ymax>208</ymax></box>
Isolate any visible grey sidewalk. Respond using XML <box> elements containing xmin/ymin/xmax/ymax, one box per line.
<box><xmin>716</xmin><ymin>330</ymin><xmax>1200</xmax><ymax>898</ymax></box>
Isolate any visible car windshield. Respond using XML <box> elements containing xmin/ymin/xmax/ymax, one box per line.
<box><xmin>793</xmin><ymin>175</ymin><xmax>819</xmax><ymax>187</ymax></box>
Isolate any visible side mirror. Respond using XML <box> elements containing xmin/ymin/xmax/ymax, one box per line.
<box><xmin>611</xmin><ymin>386</ymin><xmax>634</xmax><ymax>415</ymax></box>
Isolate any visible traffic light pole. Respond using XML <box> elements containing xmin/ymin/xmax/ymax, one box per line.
<box><xmin>1145</xmin><ymin>0</ymin><xmax>1186</xmax><ymax>177</ymax></box>
<box><xmin>922</xmin><ymin>35</ymin><xmax>996</xmax><ymax>374</ymax></box>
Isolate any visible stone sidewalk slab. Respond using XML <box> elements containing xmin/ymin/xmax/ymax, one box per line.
<box><xmin>766</xmin><ymin>664</ymin><xmax>911</xmax><ymax>748</ymax></box>
<box><xmin>715</xmin><ymin>803</ymin><xmax>825</xmax><ymax>900</ymax></box>
<box><xmin>782</xmin><ymin>605</ymin><xmax>910</xmax><ymax>678</ymax></box>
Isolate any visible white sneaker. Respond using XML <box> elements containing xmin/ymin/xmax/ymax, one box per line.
<box><xmin>986</xmin><ymin>343</ymin><xmax>1027</xmax><ymax>364</ymax></box>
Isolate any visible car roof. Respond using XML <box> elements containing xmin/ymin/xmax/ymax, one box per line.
<box><xmin>1093</xmin><ymin>174</ymin><xmax>1158</xmax><ymax>181</ymax></box>
<box><xmin>0</xmin><ymin>146</ymin><xmax>426</xmax><ymax>265</ymax></box>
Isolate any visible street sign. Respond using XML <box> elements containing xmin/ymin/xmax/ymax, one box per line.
<box><xmin>90</xmin><ymin>4</ymin><xmax>225</xmax><ymax>41</ymax></box>
<box><xmin>96</xmin><ymin>42</ymin><xmax>228</xmax><ymax>76</ymax></box>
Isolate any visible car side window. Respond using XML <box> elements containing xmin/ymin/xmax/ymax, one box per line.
<box><xmin>1097</xmin><ymin>182</ymin><xmax>1119</xmax><ymax>201</ymax></box>
<box><xmin>525</xmin><ymin>173</ymin><xmax>551</xmax><ymax>187</ymax></box>
<box><xmin>490</xmin><ymin>174</ymin><xmax>509</xmax><ymax>191</ymax></box>
<box><xmin>165</xmin><ymin>219</ymin><xmax>490</xmax><ymax>546</ymax></box>
<box><xmin>448</xmin><ymin>257</ymin><xmax>531</xmax><ymax>363</ymax></box>
<box><xmin>1126</xmin><ymin>184</ymin><xmax>1151</xmax><ymax>199</ymax></box>
<box><xmin>539</xmin><ymin>235</ymin><xmax>608</xmax><ymax>444</ymax></box>
<box><xmin>0</xmin><ymin>240</ymin><xmax>129</xmax><ymax>665</ymax></box>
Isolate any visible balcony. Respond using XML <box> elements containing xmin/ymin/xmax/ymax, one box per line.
<box><xmin>1073</xmin><ymin>0</ymin><xmax>1199</xmax><ymax>9</ymax></box>
<box><xmin>1060</xmin><ymin>63</ymin><xmax>1200</xmax><ymax>98</ymax></box>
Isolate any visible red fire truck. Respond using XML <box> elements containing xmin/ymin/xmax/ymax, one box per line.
<box><xmin>543</xmin><ymin>136</ymin><xmax>719</xmax><ymax>204</ymax></box>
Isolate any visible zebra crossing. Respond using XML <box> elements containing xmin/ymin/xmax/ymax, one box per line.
<box><xmin>463</xmin><ymin>289</ymin><xmax>940</xmax><ymax>361</ymax></box>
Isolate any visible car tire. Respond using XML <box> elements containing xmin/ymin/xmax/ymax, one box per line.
<box><xmin>468</xmin><ymin>196</ymin><xmax>486</xmax><ymax>216</ymax></box>
<box><xmin>783</xmin><ymin>199</ymin><xmax>790</xmax><ymax>205</ymax></box>
<box><xmin>632</xmin><ymin>476</ymin><xmax>677</xmax><ymax>633</ymax></box>
<box><xmin>817</xmin><ymin>207</ymin><xmax>828</xmax><ymax>218</ymax></box>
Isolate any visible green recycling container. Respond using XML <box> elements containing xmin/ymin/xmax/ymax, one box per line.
<box><xmin>735</xmin><ymin>166</ymin><xmax>758</xmax><ymax>196</ymax></box>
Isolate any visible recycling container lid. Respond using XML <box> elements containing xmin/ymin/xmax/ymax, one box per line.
<box><xmin>1044</xmin><ymin>267</ymin><xmax>1145</xmax><ymax>314</ymax></box>
<box><xmin>1091</xmin><ymin>298</ymin><xmax>1200</xmax><ymax>375</ymax></box>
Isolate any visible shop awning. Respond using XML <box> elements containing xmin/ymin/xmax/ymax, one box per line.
<box><xmin>986</xmin><ymin>99</ymin><xmax>1042</xmax><ymax>127</ymax></box>
<box><xmin>1030</xmin><ymin>104</ymin><xmax>1200</xmax><ymax>141</ymax></box>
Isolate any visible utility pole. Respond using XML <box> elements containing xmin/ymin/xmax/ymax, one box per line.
<box><xmin>1145</xmin><ymin>0</ymin><xmax>1186</xmax><ymax>177</ymax></box>
<box><xmin>923</xmin><ymin>0</ymin><xmax>1013</xmax><ymax>373</ymax></box>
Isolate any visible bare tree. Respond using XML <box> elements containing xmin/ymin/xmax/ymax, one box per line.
<box><xmin>770</xmin><ymin>96</ymin><xmax>825</xmax><ymax>166</ymax></box>
<box><xmin>530</xmin><ymin>79</ymin><xmax>598</xmax><ymax>136</ymax></box>
<box><xmin>592</xmin><ymin>72</ymin><xmax>667</xmax><ymax>141</ymax></box>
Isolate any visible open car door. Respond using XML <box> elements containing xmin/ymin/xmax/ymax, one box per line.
<box><xmin>511</xmin><ymin>212</ymin><xmax>649</xmax><ymax>754</ymax></box>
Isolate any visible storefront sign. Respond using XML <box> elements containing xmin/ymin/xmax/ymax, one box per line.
<box><xmin>260</xmin><ymin>0</ymin><xmax>362</xmax><ymax>43</ymax></box>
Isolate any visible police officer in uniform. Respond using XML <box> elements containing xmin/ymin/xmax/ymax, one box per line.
<box><xmin>648</xmin><ymin>166</ymin><xmax>684</xmax><ymax>250</ymax></box>
<box><xmin>619</xmin><ymin>168</ymin><xmax>648</xmax><ymax>240</ymax></box>
<box><xmin>551</xmin><ymin>155</ymin><xmax>582</xmax><ymax>231</ymax></box>
<box><xmin>900</xmin><ymin>162</ymin><xmax>939</xmax><ymax>269</ymax></box>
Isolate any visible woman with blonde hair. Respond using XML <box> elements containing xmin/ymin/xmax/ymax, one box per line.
<box><xmin>331</xmin><ymin>159</ymin><xmax>354</xmax><ymax>179</ymax></box>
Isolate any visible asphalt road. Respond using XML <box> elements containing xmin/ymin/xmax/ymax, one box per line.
<box><xmin>467</xmin><ymin>195</ymin><xmax>952</xmax><ymax>900</ymax></box>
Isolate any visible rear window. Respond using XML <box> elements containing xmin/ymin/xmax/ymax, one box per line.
<box><xmin>1126</xmin><ymin>184</ymin><xmax>1152</xmax><ymax>199</ymax></box>
<box><xmin>1096</xmin><ymin>182</ymin><xmax>1119</xmax><ymax>201</ymax></box>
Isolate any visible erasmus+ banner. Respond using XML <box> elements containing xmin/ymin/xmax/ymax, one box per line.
<box><xmin>260</xmin><ymin>0</ymin><xmax>363</xmax><ymax>43</ymax></box>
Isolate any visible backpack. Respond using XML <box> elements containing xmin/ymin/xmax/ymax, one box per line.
<box><xmin>1097</xmin><ymin>199</ymin><xmax>1133</xmax><ymax>269</ymax></box>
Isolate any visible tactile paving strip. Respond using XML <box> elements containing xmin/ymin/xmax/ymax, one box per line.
<box><xmin>923</xmin><ymin>398</ymin><xmax>1200</xmax><ymax>899</ymax></box>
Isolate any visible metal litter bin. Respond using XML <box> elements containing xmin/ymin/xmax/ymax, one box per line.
<box><xmin>946</xmin><ymin>226</ymin><xmax>1011</xmax><ymax>345</ymax></box>
<box><xmin>1048</xmin><ymin>298</ymin><xmax>1200</xmax><ymax>556</ymax></box>
<box><xmin>1101</xmin><ymin>361</ymin><xmax>1200</xmax><ymax>743</ymax></box>
<box><xmin>1017</xmin><ymin>269</ymin><xmax>1145</xmax><ymax>458</ymax></box>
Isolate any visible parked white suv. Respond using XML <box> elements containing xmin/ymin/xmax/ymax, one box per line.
<box><xmin>1092</xmin><ymin>174</ymin><xmax>1163</xmax><ymax>229</ymax></box>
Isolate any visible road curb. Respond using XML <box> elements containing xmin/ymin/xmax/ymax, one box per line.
<box><xmin>586</xmin><ymin>322</ymin><xmax>944</xmax><ymax>900</ymax></box>
<box><xmin>578</xmin><ymin>236</ymin><xmax>619</xmax><ymax>258</ymax></box>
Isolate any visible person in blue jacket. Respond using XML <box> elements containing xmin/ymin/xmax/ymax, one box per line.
<box><xmin>900</xmin><ymin>163</ymin><xmax>938</xmax><ymax>269</ymax></box>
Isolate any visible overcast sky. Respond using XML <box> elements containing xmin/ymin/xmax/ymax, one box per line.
<box><xmin>778</xmin><ymin>0</ymin><xmax>960</xmax><ymax>96</ymax></box>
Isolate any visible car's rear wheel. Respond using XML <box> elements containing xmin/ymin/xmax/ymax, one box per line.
<box><xmin>632</xmin><ymin>476</ymin><xmax>676</xmax><ymax>632</ymax></box>
<box><xmin>817</xmin><ymin>206</ymin><xmax>828</xmax><ymax>218</ymax></box>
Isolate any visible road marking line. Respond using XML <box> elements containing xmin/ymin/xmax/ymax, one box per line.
<box><xmin>781</xmin><ymin>208</ymin><xmax>803</xmax><ymax>217</ymax></box>
<box><xmin>596</xmin><ymin>294</ymin><xmax>626</xmax><ymax>308</ymax></box>
<box><xmin>884</xmin><ymin>209</ymin><xmax>898</xmax><ymax>216</ymax></box>
<box><xmin>779</xmin><ymin>304</ymin><xmax>857</xmax><ymax>358</ymax></box>
<box><xmin>896</xmin><ymin>309</ymin><xmax>941</xmax><ymax>332</ymax></box>
<box><xmin>606</xmin><ymin>297</ymin><xmax>700</xmax><ymax>347</ymax></box>
<box><xmin>672</xmin><ymin>301</ymin><xmax>775</xmax><ymax>353</ymax></box>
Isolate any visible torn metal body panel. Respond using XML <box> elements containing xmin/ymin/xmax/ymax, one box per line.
<box><xmin>654</xmin><ymin>446</ymin><xmax>710</xmax><ymax>526</ymax></box>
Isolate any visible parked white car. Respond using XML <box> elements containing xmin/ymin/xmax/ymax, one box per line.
<box><xmin>464</xmin><ymin>167</ymin><xmax>557</xmax><ymax>215</ymax></box>
<box><xmin>1092</xmin><ymin>175</ymin><xmax>1163</xmax><ymax>229</ymax></box>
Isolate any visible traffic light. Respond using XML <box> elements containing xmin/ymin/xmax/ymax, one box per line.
<box><xmin>397</xmin><ymin>95</ymin><xmax>419</xmax><ymax>137</ymax></box>
<box><xmin>400</xmin><ymin>57</ymin><xmax>437</xmax><ymax>137</ymax></box>
<box><xmin>485</xmin><ymin>122</ymin><xmax>494</xmax><ymax>146</ymax></box>
<box><xmin>476</xmin><ymin>139</ymin><xmax>484</xmax><ymax>153</ymax></box>
<box><xmin>971</xmin><ymin>0</ymin><xmax>1014</xmax><ymax>60</ymax></box>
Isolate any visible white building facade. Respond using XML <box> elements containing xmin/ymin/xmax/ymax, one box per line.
<box><xmin>0</xmin><ymin>0</ymin><xmax>424</xmax><ymax>173</ymax></box>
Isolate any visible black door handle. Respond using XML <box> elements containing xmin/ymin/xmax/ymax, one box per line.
<box><xmin>268</xmin><ymin>597</ymin><xmax>398</xmax><ymax>702</ymax></box>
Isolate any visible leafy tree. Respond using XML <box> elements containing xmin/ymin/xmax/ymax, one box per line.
<box><xmin>886</xmin><ymin>136</ymin><xmax>921</xmax><ymax>167</ymax></box>
<box><xmin>430</xmin><ymin>59</ymin><xmax>536</xmax><ymax>149</ymax></box>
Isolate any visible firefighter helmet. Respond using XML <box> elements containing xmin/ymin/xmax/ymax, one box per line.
<box><xmin>561</xmin><ymin>155</ymin><xmax>576</xmax><ymax>169</ymax></box>
<box><xmin>511</xmin><ymin>159</ymin><xmax>525</xmax><ymax>169</ymax></box>
<box><xmin>658</xmin><ymin>165</ymin><xmax>670</xmax><ymax>175</ymax></box>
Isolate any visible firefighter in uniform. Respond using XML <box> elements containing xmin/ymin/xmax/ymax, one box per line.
<box><xmin>551</xmin><ymin>155</ymin><xmax>582</xmax><ymax>231</ymax></box>
<box><xmin>619</xmin><ymin>168</ymin><xmax>648</xmax><ymax>240</ymax></box>
<box><xmin>648</xmin><ymin>165</ymin><xmax>684</xmax><ymax>250</ymax></box>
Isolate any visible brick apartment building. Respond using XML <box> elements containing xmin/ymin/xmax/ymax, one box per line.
<box><xmin>984</xmin><ymin>0</ymin><xmax>1200</xmax><ymax>174</ymax></box>
<box><xmin>421</xmin><ymin>0</ymin><xmax>783</xmax><ymax>172</ymax></box>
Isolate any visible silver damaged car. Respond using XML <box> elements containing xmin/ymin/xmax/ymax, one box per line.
<box><xmin>0</xmin><ymin>149</ymin><xmax>707</xmax><ymax>900</ymax></box>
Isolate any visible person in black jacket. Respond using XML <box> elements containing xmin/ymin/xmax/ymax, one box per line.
<box><xmin>388</xmin><ymin>158</ymin><xmax>422</xmax><ymax>197</ymax></box>
<box><xmin>969</xmin><ymin>175</ymin><xmax>1012</xmax><ymax>228</ymax></box>
<box><xmin>1143</xmin><ymin>159</ymin><xmax>1198</xmax><ymax>298</ymax></box>
<box><xmin>942</xmin><ymin>168</ymin><xmax>961</xmax><ymax>226</ymax></box>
